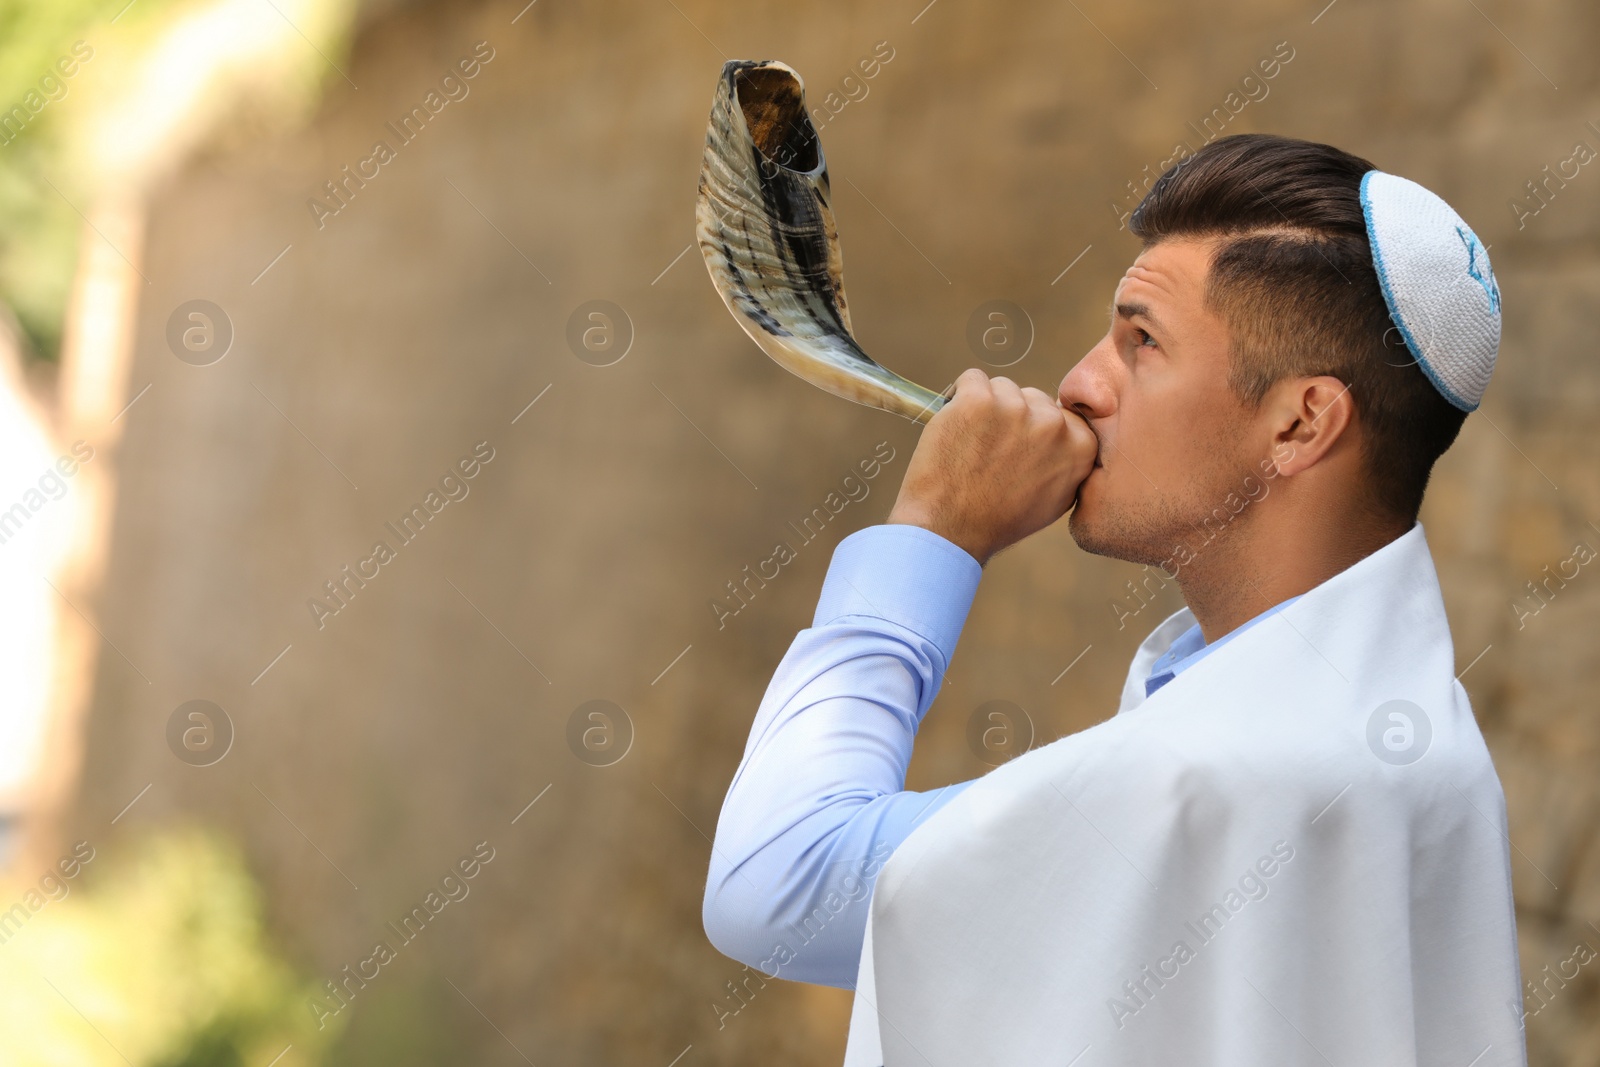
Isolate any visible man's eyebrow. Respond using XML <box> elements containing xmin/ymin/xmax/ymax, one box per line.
<box><xmin>1114</xmin><ymin>301</ymin><xmax>1164</xmax><ymax>333</ymax></box>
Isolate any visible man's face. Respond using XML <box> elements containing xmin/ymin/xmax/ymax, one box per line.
<box><xmin>1058</xmin><ymin>237</ymin><xmax>1260</xmax><ymax>566</ymax></box>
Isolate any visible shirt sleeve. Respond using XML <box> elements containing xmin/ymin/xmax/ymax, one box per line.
<box><xmin>702</xmin><ymin>523</ymin><xmax>985</xmax><ymax>988</ymax></box>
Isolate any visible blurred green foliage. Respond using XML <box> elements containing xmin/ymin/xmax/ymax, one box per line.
<box><xmin>0</xmin><ymin>828</ymin><xmax>339</xmax><ymax>1066</ymax></box>
<box><xmin>0</xmin><ymin>0</ymin><xmax>112</xmax><ymax>360</ymax></box>
<box><xmin>0</xmin><ymin>0</ymin><xmax>171</xmax><ymax>360</ymax></box>
<box><xmin>0</xmin><ymin>0</ymin><xmax>356</xmax><ymax>361</ymax></box>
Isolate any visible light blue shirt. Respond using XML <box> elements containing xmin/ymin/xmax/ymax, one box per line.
<box><xmin>1144</xmin><ymin>595</ymin><xmax>1302</xmax><ymax>697</ymax></box>
<box><xmin>702</xmin><ymin>523</ymin><xmax>1290</xmax><ymax>990</ymax></box>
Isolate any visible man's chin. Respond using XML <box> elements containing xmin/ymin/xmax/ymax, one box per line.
<box><xmin>1067</xmin><ymin>492</ymin><xmax>1167</xmax><ymax>567</ymax></box>
<box><xmin>1067</xmin><ymin>504</ymin><xmax>1126</xmax><ymax>561</ymax></box>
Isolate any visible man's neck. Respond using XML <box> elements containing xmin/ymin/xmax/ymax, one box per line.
<box><xmin>1176</xmin><ymin>507</ymin><xmax>1412</xmax><ymax>644</ymax></box>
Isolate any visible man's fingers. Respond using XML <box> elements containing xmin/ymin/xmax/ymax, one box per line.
<box><xmin>946</xmin><ymin>373</ymin><xmax>1077</xmax><ymax>442</ymax></box>
<box><xmin>900</xmin><ymin>369</ymin><xmax>1097</xmax><ymax>562</ymax></box>
<box><xmin>928</xmin><ymin>369</ymin><xmax>986</xmax><ymax>425</ymax></box>
<box><xmin>943</xmin><ymin>367</ymin><xmax>991</xmax><ymax>407</ymax></box>
<box><xmin>957</xmin><ymin>367</ymin><xmax>990</xmax><ymax>391</ymax></box>
<box><xmin>1060</xmin><ymin>406</ymin><xmax>1101</xmax><ymax>467</ymax></box>
<box><xmin>1020</xmin><ymin>385</ymin><xmax>1059</xmax><ymax>417</ymax></box>
<box><xmin>988</xmin><ymin>375</ymin><xmax>1025</xmax><ymax>411</ymax></box>
<box><xmin>1019</xmin><ymin>386</ymin><xmax>1074</xmax><ymax>437</ymax></box>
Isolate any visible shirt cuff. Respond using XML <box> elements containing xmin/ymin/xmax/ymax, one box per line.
<box><xmin>813</xmin><ymin>524</ymin><xmax>984</xmax><ymax>661</ymax></box>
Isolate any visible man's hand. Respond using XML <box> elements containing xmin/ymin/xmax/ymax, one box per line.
<box><xmin>887</xmin><ymin>368</ymin><xmax>1098</xmax><ymax>566</ymax></box>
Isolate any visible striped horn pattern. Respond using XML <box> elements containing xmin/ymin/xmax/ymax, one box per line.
<box><xmin>695</xmin><ymin>59</ymin><xmax>948</xmax><ymax>424</ymax></box>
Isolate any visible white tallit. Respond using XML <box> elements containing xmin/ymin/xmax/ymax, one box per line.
<box><xmin>844</xmin><ymin>523</ymin><xmax>1525</xmax><ymax>1067</ymax></box>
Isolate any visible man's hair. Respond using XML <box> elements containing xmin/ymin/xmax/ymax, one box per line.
<box><xmin>1129</xmin><ymin>133</ymin><xmax>1467</xmax><ymax>523</ymax></box>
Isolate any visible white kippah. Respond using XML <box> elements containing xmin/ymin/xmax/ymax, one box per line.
<box><xmin>1360</xmin><ymin>170</ymin><xmax>1500</xmax><ymax>412</ymax></box>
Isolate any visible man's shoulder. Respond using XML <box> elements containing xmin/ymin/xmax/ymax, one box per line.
<box><xmin>1131</xmin><ymin>685</ymin><xmax>1501</xmax><ymax>816</ymax></box>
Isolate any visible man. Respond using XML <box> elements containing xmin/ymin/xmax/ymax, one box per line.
<box><xmin>703</xmin><ymin>134</ymin><xmax>1523</xmax><ymax>1065</ymax></box>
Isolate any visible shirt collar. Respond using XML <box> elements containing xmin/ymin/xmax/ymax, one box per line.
<box><xmin>1143</xmin><ymin>594</ymin><xmax>1303</xmax><ymax>697</ymax></box>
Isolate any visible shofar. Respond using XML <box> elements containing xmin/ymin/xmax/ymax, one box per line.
<box><xmin>695</xmin><ymin>60</ymin><xmax>949</xmax><ymax>424</ymax></box>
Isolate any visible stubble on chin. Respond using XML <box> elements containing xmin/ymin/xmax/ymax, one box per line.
<box><xmin>1067</xmin><ymin>489</ymin><xmax>1185</xmax><ymax>568</ymax></box>
<box><xmin>1068</xmin><ymin>457</ymin><xmax>1256</xmax><ymax>569</ymax></box>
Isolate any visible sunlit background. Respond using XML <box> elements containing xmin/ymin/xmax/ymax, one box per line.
<box><xmin>1</xmin><ymin>0</ymin><xmax>1597</xmax><ymax>1063</ymax></box>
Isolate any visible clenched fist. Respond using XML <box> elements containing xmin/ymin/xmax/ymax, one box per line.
<box><xmin>887</xmin><ymin>368</ymin><xmax>1098</xmax><ymax>566</ymax></box>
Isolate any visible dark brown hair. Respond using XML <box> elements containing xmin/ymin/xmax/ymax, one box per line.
<box><xmin>1130</xmin><ymin>133</ymin><xmax>1466</xmax><ymax>522</ymax></box>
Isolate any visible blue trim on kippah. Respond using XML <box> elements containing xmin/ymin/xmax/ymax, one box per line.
<box><xmin>1359</xmin><ymin>170</ymin><xmax>1476</xmax><ymax>413</ymax></box>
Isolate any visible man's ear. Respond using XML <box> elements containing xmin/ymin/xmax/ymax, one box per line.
<box><xmin>1263</xmin><ymin>376</ymin><xmax>1355</xmax><ymax>478</ymax></box>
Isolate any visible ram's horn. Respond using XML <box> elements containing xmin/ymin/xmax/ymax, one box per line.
<box><xmin>695</xmin><ymin>59</ymin><xmax>949</xmax><ymax>424</ymax></box>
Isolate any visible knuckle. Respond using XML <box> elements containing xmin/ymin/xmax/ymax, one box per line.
<box><xmin>954</xmin><ymin>369</ymin><xmax>991</xmax><ymax>401</ymax></box>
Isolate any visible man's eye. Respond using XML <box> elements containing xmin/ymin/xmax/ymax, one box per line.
<box><xmin>1135</xmin><ymin>329</ymin><xmax>1157</xmax><ymax>347</ymax></box>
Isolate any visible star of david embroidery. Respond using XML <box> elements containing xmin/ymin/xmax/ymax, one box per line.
<box><xmin>1457</xmin><ymin>226</ymin><xmax>1500</xmax><ymax>313</ymax></box>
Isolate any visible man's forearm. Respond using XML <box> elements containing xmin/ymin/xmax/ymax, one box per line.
<box><xmin>702</xmin><ymin>523</ymin><xmax>984</xmax><ymax>988</ymax></box>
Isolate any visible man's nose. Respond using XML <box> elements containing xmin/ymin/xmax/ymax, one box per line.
<box><xmin>1058</xmin><ymin>337</ymin><xmax>1117</xmax><ymax>420</ymax></box>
